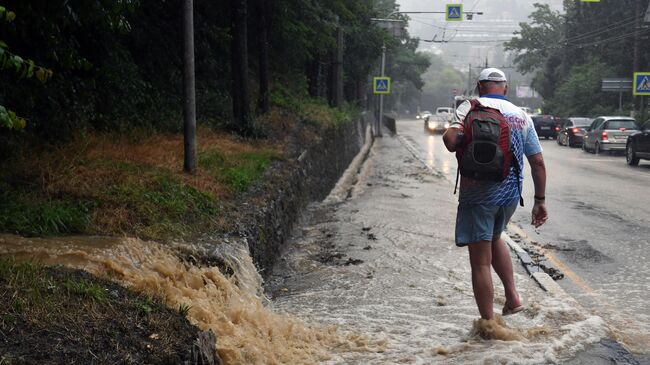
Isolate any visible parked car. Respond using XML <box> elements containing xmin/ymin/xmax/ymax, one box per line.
<box><xmin>416</xmin><ymin>110</ymin><xmax>432</xmax><ymax>120</ymax></box>
<box><xmin>626</xmin><ymin>119</ymin><xmax>650</xmax><ymax>165</ymax></box>
<box><xmin>424</xmin><ymin>115</ymin><xmax>450</xmax><ymax>134</ymax></box>
<box><xmin>582</xmin><ymin>116</ymin><xmax>638</xmax><ymax>154</ymax></box>
<box><xmin>532</xmin><ymin>115</ymin><xmax>559</xmax><ymax>139</ymax></box>
<box><xmin>557</xmin><ymin>117</ymin><xmax>593</xmax><ymax>147</ymax></box>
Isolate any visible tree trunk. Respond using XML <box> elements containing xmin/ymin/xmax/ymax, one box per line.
<box><xmin>256</xmin><ymin>0</ymin><xmax>270</xmax><ymax>114</ymax></box>
<box><xmin>183</xmin><ymin>0</ymin><xmax>197</xmax><ymax>174</ymax></box>
<box><xmin>231</xmin><ymin>0</ymin><xmax>251</xmax><ymax>134</ymax></box>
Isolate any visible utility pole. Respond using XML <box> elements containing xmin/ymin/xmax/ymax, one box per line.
<box><xmin>634</xmin><ymin>0</ymin><xmax>641</xmax><ymax>118</ymax></box>
<box><xmin>377</xmin><ymin>43</ymin><xmax>386</xmax><ymax>137</ymax></box>
<box><xmin>182</xmin><ymin>0</ymin><xmax>197</xmax><ymax>174</ymax></box>
<box><xmin>256</xmin><ymin>0</ymin><xmax>270</xmax><ymax>114</ymax></box>
<box><xmin>332</xmin><ymin>24</ymin><xmax>344</xmax><ymax>108</ymax></box>
<box><xmin>231</xmin><ymin>0</ymin><xmax>251</xmax><ymax>134</ymax></box>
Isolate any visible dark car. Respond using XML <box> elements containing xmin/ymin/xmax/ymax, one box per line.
<box><xmin>557</xmin><ymin>117</ymin><xmax>593</xmax><ymax>147</ymax></box>
<box><xmin>532</xmin><ymin>115</ymin><xmax>559</xmax><ymax>139</ymax></box>
<box><xmin>626</xmin><ymin>119</ymin><xmax>650</xmax><ymax>165</ymax></box>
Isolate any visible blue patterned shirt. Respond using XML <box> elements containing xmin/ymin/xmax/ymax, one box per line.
<box><xmin>450</xmin><ymin>95</ymin><xmax>543</xmax><ymax>206</ymax></box>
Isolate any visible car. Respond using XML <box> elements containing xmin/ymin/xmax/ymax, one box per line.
<box><xmin>532</xmin><ymin>115</ymin><xmax>559</xmax><ymax>139</ymax></box>
<box><xmin>424</xmin><ymin>115</ymin><xmax>450</xmax><ymax>134</ymax></box>
<box><xmin>557</xmin><ymin>117</ymin><xmax>593</xmax><ymax>147</ymax></box>
<box><xmin>416</xmin><ymin>110</ymin><xmax>432</xmax><ymax>120</ymax></box>
<box><xmin>582</xmin><ymin>116</ymin><xmax>638</xmax><ymax>154</ymax></box>
<box><xmin>626</xmin><ymin>119</ymin><xmax>650</xmax><ymax>165</ymax></box>
<box><xmin>436</xmin><ymin>106</ymin><xmax>453</xmax><ymax>116</ymax></box>
<box><xmin>436</xmin><ymin>107</ymin><xmax>453</xmax><ymax>124</ymax></box>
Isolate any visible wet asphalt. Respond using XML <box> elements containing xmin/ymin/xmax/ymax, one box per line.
<box><xmin>397</xmin><ymin>118</ymin><xmax>650</xmax><ymax>362</ymax></box>
<box><xmin>267</xmin><ymin>125</ymin><xmax>633</xmax><ymax>364</ymax></box>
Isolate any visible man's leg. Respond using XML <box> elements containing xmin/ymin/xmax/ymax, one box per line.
<box><xmin>491</xmin><ymin>235</ymin><xmax>521</xmax><ymax>310</ymax></box>
<box><xmin>468</xmin><ymin>241</ymin><xmax>494</xmax><ymax>320</ymax></box>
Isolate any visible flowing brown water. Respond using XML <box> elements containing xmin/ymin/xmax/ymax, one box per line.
<box><xmin>0</xmin><ymin>234</ymin><xmax>374</xmax><ymax>364</ymax></box>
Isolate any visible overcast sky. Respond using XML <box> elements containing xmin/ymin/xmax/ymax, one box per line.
<box><xmin>394</xmin><ymin>0</ymin><xmax>564</xmax><ymax>68</ymax></box>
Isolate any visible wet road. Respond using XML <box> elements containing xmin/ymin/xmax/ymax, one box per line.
<box><xmin>397</xmin><ymin>118</ymin><xmax>650</xmax><ymax>355</ymax></box>
<box><xmin>269</xmin><ymin>133</ymin><xmax>608</xmax><ymax>364</ymax></box>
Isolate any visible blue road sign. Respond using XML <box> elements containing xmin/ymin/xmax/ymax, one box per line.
<box><xmin>634</xmin><ymin>72</ymin><xmax>650</xmax><ymax>96</ymax></box>
<box><xmin>446</xmin><ymin>4</ymin><xmax>462</xmax><ymax>21</ymax></box>
<box><xmin>373</xmin><ymin>77</ymin><xmax>391</xmax><ymax>94</ymax></box>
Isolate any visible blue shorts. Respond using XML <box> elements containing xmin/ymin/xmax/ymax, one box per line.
<box><xmin>455</xmin><ymin>204</ymin><xmax>518</xmax><ymax>246</ymax></box>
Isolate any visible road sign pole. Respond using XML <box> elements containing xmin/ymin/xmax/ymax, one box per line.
<box><xmin>377</xmin><ymin>43</ymin><xmax>386</xmax><ymax>138</ymax></box>
<box><xmin>619</xmin><ymin>89</ymin><xmax>623</xmax><ymax>112</ymax></box>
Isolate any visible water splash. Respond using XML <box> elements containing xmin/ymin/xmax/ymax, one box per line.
<box><xmin>0</xmin><ymin>234</ymin><xmax>371</xmax><ymax>364</ymax></box>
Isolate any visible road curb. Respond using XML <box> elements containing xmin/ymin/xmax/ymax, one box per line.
<box><xmin>501</xmin><ymin>230</ymin><xmax>570</xmax><ymax>298</ymax></box>
<box><xmin>324</xmin><ymin>125</ymin><xmax>374</xmax><ymax>204</ymax></box>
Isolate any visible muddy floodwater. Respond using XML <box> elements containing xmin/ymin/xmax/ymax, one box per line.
<box><xmin>0</xmin><ymin>234</ymin><xmax>374</xmax><ymax>364</ymax></box>
<box><xmin>396</xmin><ymin>119</ymin><xmax>650</xmax><ymax>361</ymax></box>
<box><xmin>1</xmin><ymin>131</ymin><xmax>642</xmax><ymax>364</ymax></box>
<box><xmin>268</xmin><ymin>135</ymin><xmax>611</xmax><ymax>364</ymax></box>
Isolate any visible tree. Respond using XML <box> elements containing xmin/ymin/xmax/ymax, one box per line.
<box><xmin>504</xmin><ymin>4</ymin><xmax>564</xmax><ymax>74</ymax></box>
<box><xmin>256</xmin><ymin>0</ymin><xmax>270</xmax><ymax>114</ymax></box>
<box><xmin>231</xmin><ymin>0</ymin><xmax>252</xmax><ymax>134</ymax></box>
<box><xmin>0</xmin><ymin>6</ymin><xmax>52</xmax><ymax>130</ymax></box>
<box><xmin>182</xmin><ymin>0</ymin><xmax>197</xmax><ymax>174</ymax></box>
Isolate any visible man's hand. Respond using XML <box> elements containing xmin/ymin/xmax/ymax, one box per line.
<box><xmin>531</xmin><ymin>201</ymin><xmax>548</xmax><ymax>228</ymax></box>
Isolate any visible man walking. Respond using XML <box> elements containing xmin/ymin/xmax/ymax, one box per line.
<box><xmin>442</xmin><ymin>68</ymin><xmax>548</xmax><ymax>320</ymax></box>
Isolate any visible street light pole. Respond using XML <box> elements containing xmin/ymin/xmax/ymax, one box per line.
<box><xmin>378</xmin><ymin>43</ymin><xmax>386</xmax><ymax>138</ymax></box>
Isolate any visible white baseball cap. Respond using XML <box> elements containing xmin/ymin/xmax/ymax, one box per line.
<box><xmin>478</xmin><ymin>68</ymin><xmax>507</xmax><ymax>82</ymax></box>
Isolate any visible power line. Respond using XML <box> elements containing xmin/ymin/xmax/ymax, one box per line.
<box><xmin>569</xmin><ymin>27</ymin><xmax>649</xmax><ymax>49</ymax></box>
<box><xmin>558</xmin><ymin>14</ymin><xmax>637</xmax><ymax>44</ymax></box>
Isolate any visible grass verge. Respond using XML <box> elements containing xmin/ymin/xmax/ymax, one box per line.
<box><xmin>0</xmin><ymin>127</ymin><xmax>282</xmax><ymax>240</ymax></box>
<box><xmin>0</xmin><ymin>258</ymin><xmax>198</xmax><ymax>364</ymax></box>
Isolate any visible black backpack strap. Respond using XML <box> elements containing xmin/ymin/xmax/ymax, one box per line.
<box><xmin>511</xmin><ymin>150</ymin><xmax>524</xmax><ymax>207</ymax></box>
<box><xmin>454</xmin><ymin>167</ymin><xmax>460</xmax><ymax>195</ymax></box>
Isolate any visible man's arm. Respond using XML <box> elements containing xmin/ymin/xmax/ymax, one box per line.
<box><xmin>527</xmin><ymin>152</ymin><xmax>548</xmax><ymax>227</ymax></box>
<box><xmin>443</xmin><ymin>100</ymin><xmax>471</xmax><ymax>152</ymax></box>
<box><xmin>443</xmin><ymin>127</ymin><xmax>461</xmax><ymax>152</ymax></box>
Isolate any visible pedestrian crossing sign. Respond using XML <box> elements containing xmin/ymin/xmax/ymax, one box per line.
<box><xmin>634</xmin><ymin>72</ymin><xmax>650</xmax><ymax>96</ymax></box>
<box><xmin>446</xmin><ymin>4</ymin><xmax>463</xmax><ymax>21</ymax></box>
<box><xmin>373</xmin><ymin>77</ymin><xmax>391</xmax><ymax>94</ymax></box>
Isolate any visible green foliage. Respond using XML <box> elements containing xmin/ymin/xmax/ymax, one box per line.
<box><xmin>504</xmin><ymin>4</ymin><xmax>564</xmax><ymax>74</ymax></box>
<box><xmin>0</xmin><ymin>5</ymin><xmax>52</xmax><ymax>130</ymax></box>
<box><xmin>177</xmin><ymin>303</ymin><xmax>191</xmax><ymax>317</ymax></box>
<box><xmin>544</xmin><ymin>60</ymin><xmax>617</xmax><ymax>117</ymax></box>
<box><xmin>199</xmin><ymin>149</ymin><xmax>279</xmax><ymax>192</ymax></box>
<box><xmin>102</xmin><ymin>169</ymin><xmax>219</xmax><ymax>238</ymax></box>
<box><xmin>135</xmin><ymin>297</ymin><xmax>155</xmax><ymax>315</ymax></box>
<box><xmin>65</xmin><ymin>279</ymin><xmax>107</xmax><ymax>302</ymax></box>
<box><xmin>0</xmin><ymin>191</ymin><xmax>93</xmax><ymax>236</ymax></box>
<box><xmin>420</xmin><ymin>54</ymin><xmax>465</xmax><ymax>109</ymax></box>
<box><xmin>508</xmin><ymin>1</ymin><xmax>650</xmax><ymax>116</ymax></box>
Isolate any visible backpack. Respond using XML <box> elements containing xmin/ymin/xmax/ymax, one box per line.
<box><xmin>454</xmin><ymin>99</ymin><xmax>524</xmax><ymax>206</ymax></box>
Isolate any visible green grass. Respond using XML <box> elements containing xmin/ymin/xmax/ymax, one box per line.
<box><xmin>0</xmin><ymin>164</ymin><xmax>219</xmax><ymax>240</ymax></box>
<box><xmin>200</xmin><ymin>149</ymin><xmax>279</xmax><ymax>192</ymax></box>
<box><xmin>0</xmin><ymin>192</ymin><xmax>94</xmax><ymax>236</ymax></box>
<box><xmin>65</xmin><ymin>278</ymin><xmax>107</xmax><ymax>302</ymax></box>
<box><xmin>0</xmin><ymin>258</ymin><xmax>201</xmax><ymax>363</ymax></box>
<box><xmin>0</xmin><ymin>259</ymin><xmax>106</xmax><ymax>320</ymax></box>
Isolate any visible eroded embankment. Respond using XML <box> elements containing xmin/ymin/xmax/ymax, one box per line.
<box><xmin>0</xmin><ymin>235</ymin><xmax>379</xmax><ymax>364</ymax></box>
<box><xmin>0</xmin><ymin>118</ymin><xmax>372</xmax><ymax>364</ymax></box>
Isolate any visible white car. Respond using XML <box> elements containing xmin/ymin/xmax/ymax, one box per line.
<box><xmin>436</xmin><ymin>107</ymin><xmax>453</xmax><ymax>122</ymax></box>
